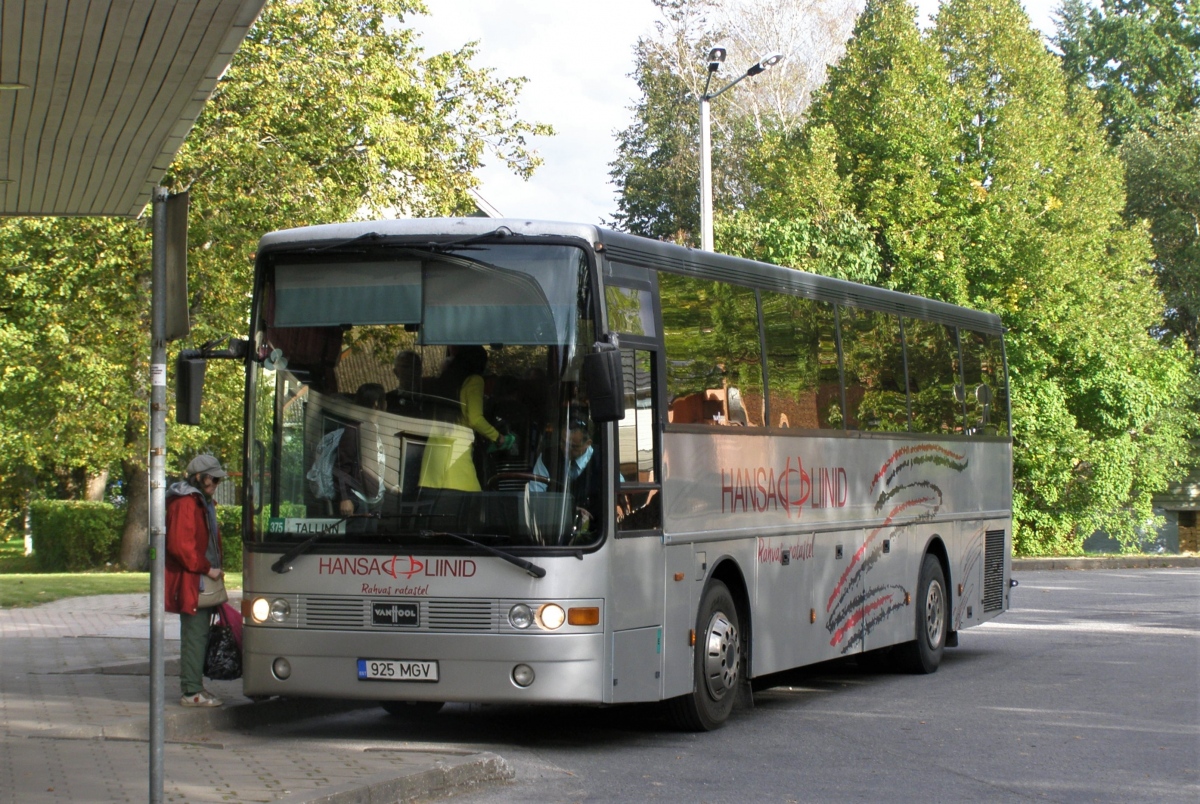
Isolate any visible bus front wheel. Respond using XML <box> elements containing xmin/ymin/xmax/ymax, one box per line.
<box><xmin>899</xmin><ymin>554</ymin><xmax>947</xmax><ymax>674</ymax></box>
<box><xmin>668</xmin><ymin>579</ymin><xmax>741</xmax><ymax>731</ymax></box>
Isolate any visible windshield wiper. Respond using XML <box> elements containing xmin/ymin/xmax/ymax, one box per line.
<box><xmin>270</xmin><ymin>514</ymin><xmax>360</xmax><ymax>573</ymax></box>
<box><xmin>420</xmin><ymin>530</ymin><xmax>546</xmax><ymax>579</ymax></box>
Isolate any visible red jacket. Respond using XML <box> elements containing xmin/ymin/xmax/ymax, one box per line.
<box><xmin>165</xmin><ymin>488</ymin><xmax>218</xmax><ymax>615</ymax></box>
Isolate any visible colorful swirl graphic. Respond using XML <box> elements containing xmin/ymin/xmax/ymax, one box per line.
<box><xmin>825</xmin><ymin>443</ymin><xmax>968</xmax><ymax>653</ymax></box>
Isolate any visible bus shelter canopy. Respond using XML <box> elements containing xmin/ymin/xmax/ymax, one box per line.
<box><xmin>0</xmin><ymin>0</ymin><xmax>265</xmax><ymax>218</ymax></box>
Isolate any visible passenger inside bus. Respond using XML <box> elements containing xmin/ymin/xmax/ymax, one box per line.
<box><xmin>417</xmin><ymin>346</ymin><xmax>513</xmax><ymax>492</ymax></box>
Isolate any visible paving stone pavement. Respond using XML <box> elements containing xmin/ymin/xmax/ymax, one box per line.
<box><xmin>0</xmin><ymin>594</ymin><xmax>512</xmax><ymax>803</ymax></box>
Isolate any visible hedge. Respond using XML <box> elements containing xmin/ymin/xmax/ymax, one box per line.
<box><xmin>30</xmin><ymin>501</ymin><xmax>125</xmax><ymax>572</ymax></box>
<box><xmin>31</xmin><ymin>500</ymin><xmax>246</xmax><ymax>572</ymax></box>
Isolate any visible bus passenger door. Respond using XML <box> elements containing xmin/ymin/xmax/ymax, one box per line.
<box><xmin>609</xmin><ymin>346</ymin><xmax>665</xmax><ymax>702</ymax></box>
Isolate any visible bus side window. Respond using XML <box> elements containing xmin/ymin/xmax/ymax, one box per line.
<box><xmin>904</xmin><ymin>318</ymin><xmax>961</xmax><ymax>435</ymax></box>
<box><xmin>960</xmin><ymin>329</ymin><xmax>1009</xmax><ymax>436</ymax></box>
<box><xmin>660</xmin><ymin>274</ymin><xmax>764</xmax><ymax>426</ymax></box>
<box><xmin>617</xmin><ymin>348</ymin><xmax>661</xmax><ymax>532</ymax></box>
<box><xmin>839</xmin><ymin>307</ymin><xmax>908</xmax><ymax>432</ymax></box>
<box><xmin>762</xmin><ymin>291</ymin><xmax>841</xmax><ymax>430</ymax></box>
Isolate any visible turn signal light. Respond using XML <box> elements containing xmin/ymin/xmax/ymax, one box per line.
<box><xmin>567</xmin><ymin>607</ymin><xmax>600</xmax><ymax>626</ymax></box>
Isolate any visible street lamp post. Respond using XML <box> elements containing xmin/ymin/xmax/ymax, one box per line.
<box><xmin>699</xmin><ymin>48</ymin><xmax>784</xmax><ymax>251</ymax></box>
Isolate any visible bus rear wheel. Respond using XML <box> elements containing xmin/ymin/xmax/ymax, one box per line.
<box><xmin>380</xmin><ymin>700</ymin><xmax>444</xmax><ymax>717</ymax></box>
<box><xmin>668</xmin><ymin>580</ymin><xmax>741</xmax><ymax>731</ymax></box>
<box><xmin>899</xmin><ymin>554</ymin><xmax>947</xmax><ymax>674</ymax></box>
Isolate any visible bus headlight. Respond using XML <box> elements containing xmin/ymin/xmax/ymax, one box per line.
<box><xmin>270</xmin><ymin>598</ymin><xmax>291</xmax><ymax>623</ymax></box>
<box><xmin>508</xmin><ymin>603</ymin><xmax>534</xmax><ymax>629</ymax></box>
<box><xmin>251</xmin><ymin>597</ymin><xmax>270</xmax><ymax>623</ymax></box>
<box><xmin>537</xmin><ymin>603</ymin><xmax>566</xmax><ymax>630</ymax></box>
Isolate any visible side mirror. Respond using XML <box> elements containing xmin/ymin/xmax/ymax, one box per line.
<box><xmin>176</xmin><ymin>356</ymin><xmax>207</xmax><ymax>425</ymax></box>
<box><xmin>582</xmin><ymin>341</ymin><xmax>624</xmax><ymax>423</ymax></box>
<box><xmin>174</xmin><ymin>338</ymin><xmax>248</xmax><ymax>426</ymax></box>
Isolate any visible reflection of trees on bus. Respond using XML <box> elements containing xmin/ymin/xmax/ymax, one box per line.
<box><xmin>660</xmin><ymin>273</ymin><xmax>763</xmax><ymax>425</ymax></box>
<box><xmin>761</xmin><ymin>291</ymin><xmax>840</xmax><ymax>429</ymax></box>
<box><xmin>656</xmin><ymin>272</ymin><xmax>1008</xmax><ymax>437</ymax></box>
<box><xmin>840</xmin><ymin>307</ymin><xmax>907</xmax><ymax>432</ymax></box>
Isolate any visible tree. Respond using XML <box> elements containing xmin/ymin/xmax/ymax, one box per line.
<box><xmin>1123</xmin><ymin>111</ymin><xmax>1200</xmax><ymax>358</ymax></box>
<box><xmin>736</xmin><ymin>0</ymin><xmax>1196</xmax><ymax>553</ymax></box>
<box><xmin>609</xmin><ymin>0</ymin><xmax>861</xmax><ymax>242</ymax></box>
<box><xmin>1056</xmin><ymin>0</ymin><xmax>1200</xmax><ymax>144</ymax></box>
<box><xmin>1058</xmin><ymin>0</ymin><xmax>1200</xmax><ymax>359</ymax></box>
<box><xmin>0</xmin><ymin>0</ymin><xmax>549</xmax><ymax>563</ymax></box>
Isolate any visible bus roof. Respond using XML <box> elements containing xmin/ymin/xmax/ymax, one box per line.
<box><xmin>256</xmin><ymin>218</ymin><xmax>1003</xmax><ymax>334</ymax></box>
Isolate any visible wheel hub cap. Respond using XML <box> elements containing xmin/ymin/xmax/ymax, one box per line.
<box><xmin>924</xmin><ymin>580</ymin><xmax>945</xmax><ymax>646</ymax></box>
<box><xmin>703</xmin><ymin>611</ymin><xmax>739</xmax><ymax>700</ymax></box>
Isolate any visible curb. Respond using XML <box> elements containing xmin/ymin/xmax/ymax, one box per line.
<box><xmin>37</xmin><ymin>697</ymin><xmax>378</xmax><ymax>742</ymax></box>
<box><xmin>284</xmin><ymin>752</ymin><xmax>515</xmax><ymax>804</ymax></box>
<box><xmin>1013</xmin><ymin>555</ymin><xmax>1200</xmax><ymax>571</ymax></box>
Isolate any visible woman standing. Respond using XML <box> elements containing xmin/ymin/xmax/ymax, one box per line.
<box><xmin>418</xmin><ymin>345</ymin><xmax>513</xmax><ymax>491</ymax></box>
<box><xmin>166</xmin><ymin>454</ymin><xmax>226</xmax><ymax>707</ymax></box>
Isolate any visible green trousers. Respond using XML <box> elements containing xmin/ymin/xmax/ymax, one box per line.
<box><xmin>179</xmin><ymin>607</ymin><xmax>215</xmax><ymax>695</ymax></box>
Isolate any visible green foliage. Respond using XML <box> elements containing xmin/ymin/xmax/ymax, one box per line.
<box><xmin>608</xmin><ymin>14</ymin><xmax>712</xmax><ymax>241</ymax></box>
<box><xmin>1057</xmin><ymin>0</ymin><xmax>1200</xmax><ymax>144</ymax></box>
<box><xmin>30</xmin><ymin>501</ymin><xmax>124</xmax><ymax>572</ymax></box>
<box><xmin>716</xmin><ymin>211</ymin><xmax>883</xmax><ymax>284</ymax></box>
<box><xmin>217</xmin><ymin>506</ymin><xmax>245</xmax><ymax>573</ymax></box>
<box><xmin>0</xmin><ymin>534</ymin><xmax>36</xmax><ymax>573</ymax></box>
<box><xmin>0</xmin><ymin>0</ymin><xmax>548</xmax><ymax>532</ymax></box>
<box><xmin>1122</xmin><ymin>110</ymin><xmax>1200</xmax><ymax>358</ymax></box>
<box><xmin>26</xmin><ymin>499</ymin><xmax>244</xmax><ymax>572</ymax></box>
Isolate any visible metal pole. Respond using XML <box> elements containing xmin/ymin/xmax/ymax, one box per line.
<box><xmin>699</xmin><ymin>95</ymin><xmax>714</xmax><ymax>252</ymax></box>
<box><xmin>149</xmin><ymin>186</ymin><xmax>169</xmax><ymax>803</ymax></box>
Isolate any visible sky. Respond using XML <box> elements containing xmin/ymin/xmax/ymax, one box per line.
<box><xmin>416</xmin><ymin>0</ymin><xmax>1065</xmax><ymax>226</ymax></box>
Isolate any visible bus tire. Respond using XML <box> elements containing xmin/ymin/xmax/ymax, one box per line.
<box><xmin>667</xmin><ymin>580</ymin><xmax>741</xmax><ymax>731</ymax></box>
<box><xmin>899</xmin><ymin>554</ymin><xmax>947</xmax><ymax>674</ymax></box>
<box><xmin>380</xmin><ymin>700</ymin><xmax>444</xmax><ymax>717</ymax></box>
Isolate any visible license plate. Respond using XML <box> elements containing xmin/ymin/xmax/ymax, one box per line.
<box><xmin>372</xmin><ymin>601</ymin><xmax>419</xmax><ymax>627</ymax></box>
<box><xmin>357</xmin><ymin>659</ymin><xmax>439</xmax><ymax>682</ymax></box>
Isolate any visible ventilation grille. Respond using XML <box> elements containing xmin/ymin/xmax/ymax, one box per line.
<box><xmin>298</xmin><ymin>596</ymin><xmax>498</xmax><ymax>631</ymax></box>
<box><xmin>427</xmin><ymin>600</ymin><xmax>495</xmax><ymax>631</ymax></box>
<box><xmin>304</xmin><ymin>596</ymin><xmax>365</xmax><ymax>628</ymax></box>
<box><xmin>983</xmin><ymin>529</ymin><xmax>1006</xmax><ymax>612</ymax></box>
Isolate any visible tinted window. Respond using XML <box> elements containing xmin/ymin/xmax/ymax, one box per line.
<box><xmin>660</xmin><ymin>274</ymin><xmax>764</xmax><ymax>427</ymax></box>
<box><xmin>605</xmin><ymin>286</ymin><xmax>656</xmax><ymax>336</ymax></box>
<box><xmin>960</xmin><ymin>329</ymin><xmax>1008</xmax><ymax>436</ymax></box>
<box><xmin>762</xmin><ymin>291</ymin><xmax>841</xmax><ymax>429</ymax></box>
<box><xmin>904</xmin><ymin>318</ymin><xmax>962</xmax><ymax>435</ymax></box>
<box><xmin>840</xmin><ymin>307</ymin><xmax>908</xmax><ymax>432</ymax></box>
<box><xmin>617</xmin><ymin>348</ymin><xmax>661</xmax><ymax>531</ymax></box>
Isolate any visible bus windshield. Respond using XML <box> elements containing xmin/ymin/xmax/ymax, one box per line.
<box><xmin>248</xmin><ymin>242</ymin><xmax>601</xmax><ymax>553</ymax></box>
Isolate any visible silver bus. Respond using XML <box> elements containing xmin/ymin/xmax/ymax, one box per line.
<box><xmin>227</xmin><ymin>218</ymin><xmax>1011</xmax><ymax>729</ymax></box>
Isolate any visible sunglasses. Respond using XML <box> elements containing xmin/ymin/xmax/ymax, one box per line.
<box><xmin>204</xmin><ymin>475</ymin><xmax>222</xmax><ymax>485</ymax></box>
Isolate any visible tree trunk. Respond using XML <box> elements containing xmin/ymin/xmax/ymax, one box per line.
<box><xmin>86</xmin><ymin>469</ymin><xmax>109</xmax><ymax>502</ymax></box>
<box><xmin>119</xmin><ymin>458</ymin><xmax>149</xmax><ymax>570</ymax></box>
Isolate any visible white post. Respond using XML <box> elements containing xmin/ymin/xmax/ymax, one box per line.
<box><xmin>149</xmin><ymin>186</ymin><xmax>168</xmax><ymax>803</ymax></box>
<box><xmin>23</xmin><ymin>500</ymin><xmax>32</xmax><ymax>556</ymax></box>
<box><xmin>699</xmin><ymin>95</ymin><xmax>714</xmax><ymax>252</ymax></box>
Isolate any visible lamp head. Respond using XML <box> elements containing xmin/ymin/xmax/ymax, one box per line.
<box><xmin>706</xmin><ymin>47</ymin><xmax>726</xmax><ymax>73</ymax></box>
<box><xmin>747</xmin><ymin>52</ymin><xmax>785</xmax><ymax>76</ymax></box>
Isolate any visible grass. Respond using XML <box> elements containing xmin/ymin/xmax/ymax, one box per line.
<box><xmin>1</xmin><ymin>534</ymin><xmax>242</xmax><ymax>608</ymax></box>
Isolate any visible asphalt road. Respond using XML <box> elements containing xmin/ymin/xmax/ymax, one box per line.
<box><xmin>259</xmin><ymin>568</ymin><xmax>1200</xmax><ymax>803</ymax></box>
